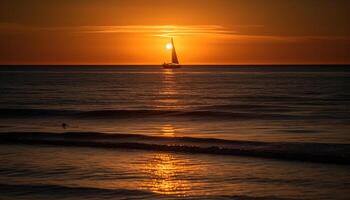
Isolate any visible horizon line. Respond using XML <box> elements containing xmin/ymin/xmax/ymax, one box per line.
<box><xmin>0</xmin><ymin>63</ymin><xmax>349</xmax><ymax>67</ymax></box>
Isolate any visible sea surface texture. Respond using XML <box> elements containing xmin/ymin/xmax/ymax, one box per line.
<box><xmin>0</xmin><ymin>66</ymin><xmax>349</xmax><ymax>200</ymax></box>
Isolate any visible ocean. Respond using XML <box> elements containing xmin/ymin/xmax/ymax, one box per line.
<box><xmin>0</xmin><ymin>65</ymin><xmax>349</xmax><ymax>199</ymax></box>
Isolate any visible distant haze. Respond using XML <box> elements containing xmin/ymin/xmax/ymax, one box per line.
<box><xmin>1</xmin><ymin>0</ymin><xmax>350</xmax><ymax>65</ymax></box>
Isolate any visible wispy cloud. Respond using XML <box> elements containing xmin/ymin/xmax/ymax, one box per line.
<box><xmin>79</xmin><ymin>25</ymin><xmax>237</xmax><ymax>37</ymax></box>
<box><xmin>71</xmin><ymin>25</ymin><xmax>350</xmax><ymax>42</ymax></box>
<box><xmin>1</xmin><ymin>23</ymin><xmax>348</xmax><ymax>43</ymax></box>
<box><xmin>0</xmin><ymin>23</ymin><xmax>237</xmax><ymax>37</ymax></box>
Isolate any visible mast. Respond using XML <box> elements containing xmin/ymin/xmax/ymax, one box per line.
<box><xmin>171</xmin><ymin>38</ymin><xmax>179</xmax><ymax>64</ymax></box>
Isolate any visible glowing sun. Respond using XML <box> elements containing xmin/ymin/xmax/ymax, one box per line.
<box><xmin>165</xmin><ymin>43</ymin><xmax>173</xmax><ymax>50</ymax></box>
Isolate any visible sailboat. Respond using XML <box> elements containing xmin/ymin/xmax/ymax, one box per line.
<box><xmin>163</xmin><ymin>38</ymin><xmax>181</xmax><ymax>69</ymax></box>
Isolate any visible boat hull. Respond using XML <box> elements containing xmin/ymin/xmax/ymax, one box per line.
<box><xmin>162</xmin><ymin>63</ymin><xmax>181</xmax><ymax>69</ymax></box>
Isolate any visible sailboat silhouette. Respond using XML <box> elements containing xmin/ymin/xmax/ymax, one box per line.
<box><xmin>163</xmin><ymin>38</ymin><xmax>181</xmax><ymax>69</ymax></box>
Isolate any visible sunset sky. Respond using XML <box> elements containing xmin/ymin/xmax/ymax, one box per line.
<box><xmin>1</xmin><ymin>0</ymin><xmax>349</xmax><ymax>65</ymax></box>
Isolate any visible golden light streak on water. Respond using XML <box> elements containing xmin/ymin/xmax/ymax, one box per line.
<box><xmin>141</xmin><ymin>153</ymin><xmax>191</xmax><ymax>196</ymax></box>
<box><xmin>156</xmin><ymin>69</ymin><xmax>184</xmax><ymax>109</ymax></box>
<box><xmin>161</xmin><ymin>124</ymin><xmax>176</xmax><ymax>137</ymax></box>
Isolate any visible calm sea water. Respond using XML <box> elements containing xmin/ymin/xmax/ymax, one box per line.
<box><xmin>0</xmin><ymin>65</ymin><xmax>349</xmax><ymax>199</ymax></box>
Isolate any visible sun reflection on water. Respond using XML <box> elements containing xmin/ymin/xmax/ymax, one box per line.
<box><xmin>161</xmin><ymin>124</ymin><xmax>176</xmax><ymax>137</ymax></box>
<box><xmin>141</xmin><ymin>153</ymin><xmax>191</xmax><ymax>196</ymax></box>
<box><xmin>156</xmin><ymin>69</ymin><xmax>184</xmax><ymax>109</ymax></box>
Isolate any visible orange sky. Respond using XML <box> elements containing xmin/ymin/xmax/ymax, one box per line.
<box><xmin>0</xmin><ymin>0</ymin><xmax>350</xmax><ymax>65</ymax></box>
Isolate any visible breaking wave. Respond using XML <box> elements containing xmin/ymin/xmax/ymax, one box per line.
<box><xmin>0</xmin><ymin>132</ymin><xmax>349</xmax><ymax>165</ymax></box>
<box><xmin>0</xmin><ymin>108</ymin><xmax>345</xmax><ymax>120</ymax></box>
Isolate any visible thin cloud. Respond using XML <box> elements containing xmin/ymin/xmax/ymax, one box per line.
<box><xmin>79</xmin><ymin>25</ymin><xmax>237</xmax><ymax>36</ymax></box>
<box><xmin>1</xmin><ymin>23</ymin><xmax>348</xmax><ymax>43</ymax></box>
<box><xmin>77</xmin><ymin>25</ymin><xmax>350</xmax><ymax>42</ymax></box>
